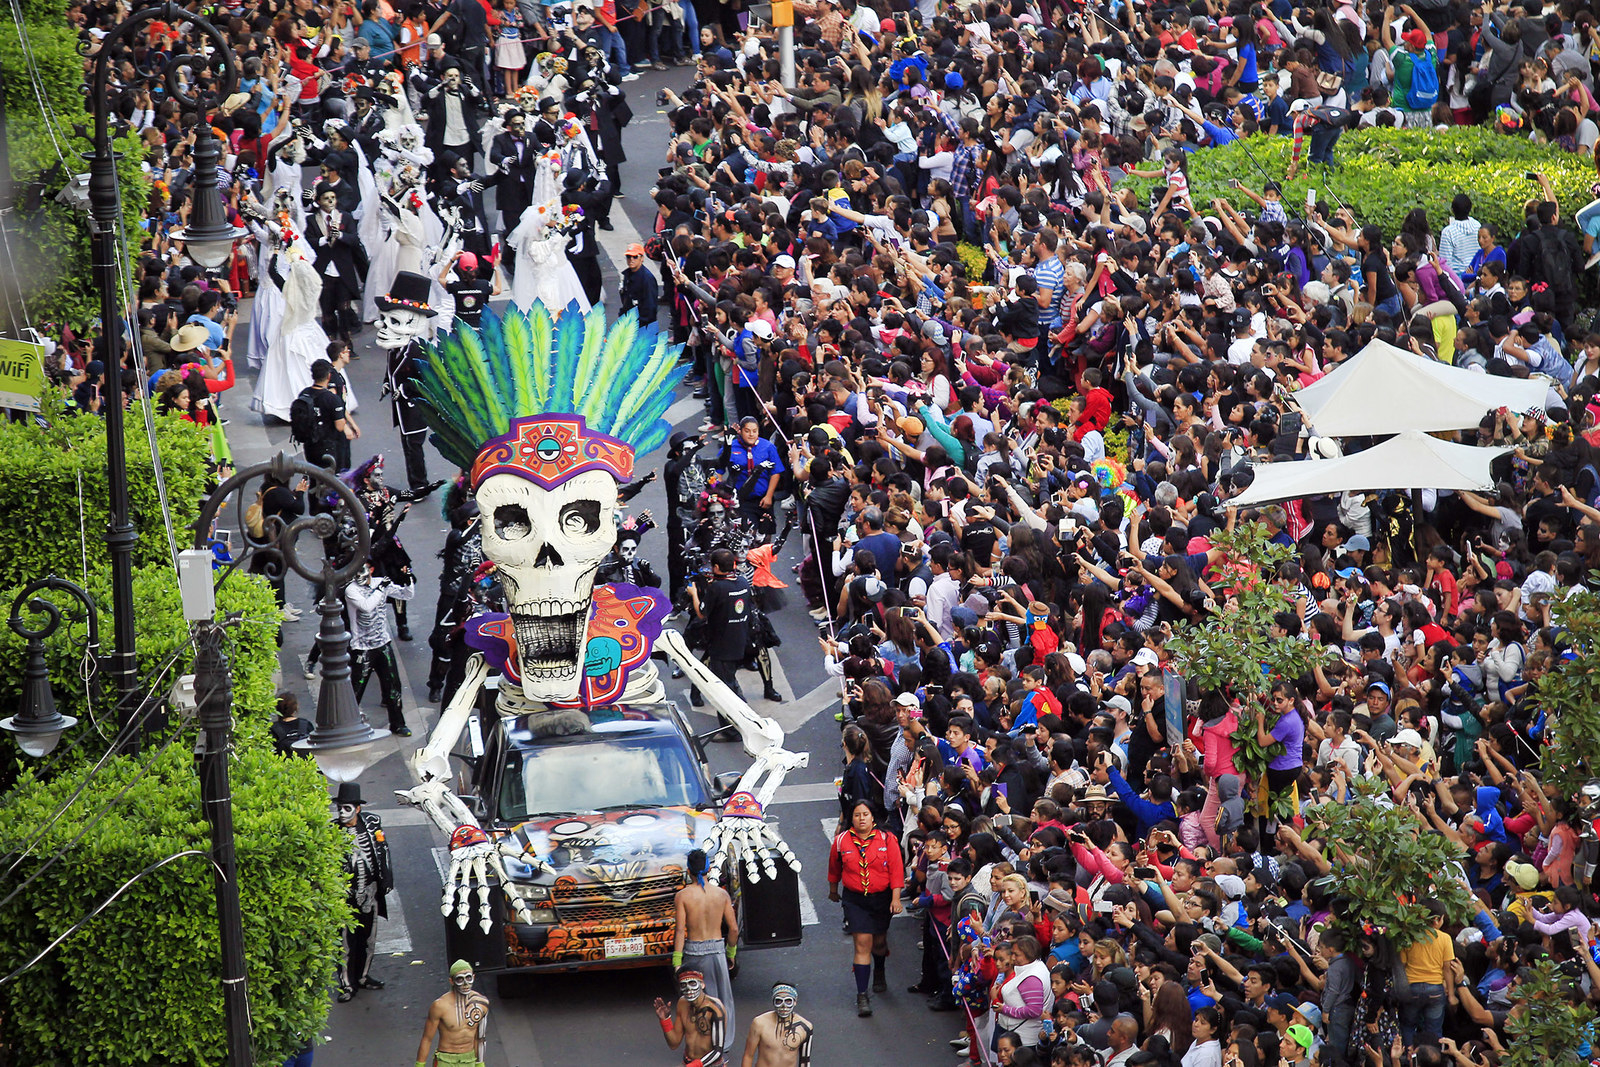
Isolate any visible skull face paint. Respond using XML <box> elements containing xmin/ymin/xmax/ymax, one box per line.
<box><xmin>376</xmin><ymin>307</ymin><xmax>429</xmax><ymax>348</ymax></box>
<box><xmin>772</xmin><ymin>984</ymin><xmax>798</xmax><ymax>1019</ymax></box>
<box><xmin>618</xmin><ymin>537</ymin><xmax>639</xmax><ymax>563</ymax></box>
<box><xmin>678</xmin><ymin>972</ymin><xmax>705</xmax><ymax>1001</ymax></box>
<box><xmin>334</xmin><ymin>803</ymin><xmax>359</xmax><ymax>825</ymax></box>
<box><xmin>451</xmin><ymin>969</ymin><xmax>476</xmax><ymax>993</ymax></box>
<box><xmin>475</xmin><ymin>469</ymin><xmax>617</xmax><ymax>701</ymax></box>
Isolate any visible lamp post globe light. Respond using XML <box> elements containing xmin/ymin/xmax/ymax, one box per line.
<box><xmin>0</xmin><ymin>578</ymin><xmax>93</xmax><ymax>757</ymax></box>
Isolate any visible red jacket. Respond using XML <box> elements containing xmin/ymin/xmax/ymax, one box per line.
<box><xmin>828</xmin><ymin>829</ymin><xmax>905</xmax><ymax>895</ymax></box>
<box><xmin>1074</xmin><ymin>386</ymin><xmax>1112</xmax><ymax>440</ymax></box>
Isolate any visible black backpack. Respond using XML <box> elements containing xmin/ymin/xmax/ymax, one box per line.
<box><xmin>289</xmin><ymin>388</ymin><xmax>320</xmax><ymax>445</ymax></box>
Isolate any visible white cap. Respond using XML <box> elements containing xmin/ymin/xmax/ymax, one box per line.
<box><xmin>747</xmin><ymin>319</ymin><xmax>775</xmax><ymax>339</ymax></box>
<box><xmin>427</xmin><ymin>32</ymin><xmax>443</xmax><ymax>46</ymax></box>
<box><xmin>1106</xmin><ymin>695</ymin><xmax>1133</xmax><ymax>715</ymax></box>
<box><xmin>773</xmin><ymin>254</ymin><xmax>796</xmax><ymax>269</ymax></box>
<box><xmin>893</xmin><ymin>692</ymin><xmax>920</xmax><ymax>707</ymax></box>
<box><xmin>1392</xmin><ymin>728</ymin><xmax>1424</xmax><ymax>750</ymax></box>
<box><xmin>1133</xmin><ymin>648</ymin><xmax>1160</xmax><ymax>667</ymax></box>
<box><xmin>1289</xmin><ymin>98</ymin><xmax>1313</xmax><ymax>114</ymax></box>
<box><xmin>1065</xmin><ymin>652</ymin><xmax>1087</xmax><ymax>674</ymax></box>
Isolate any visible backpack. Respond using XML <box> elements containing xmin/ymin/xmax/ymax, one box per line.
<box><xmin>288</xmin><ymin>388</ymin><xmax>320</xmax><ymax>446</ymax></box>
<box><xmin>1405</xmin><ymin>46</ymin><xmax>1440</xmax><ymax>110</ymax></box>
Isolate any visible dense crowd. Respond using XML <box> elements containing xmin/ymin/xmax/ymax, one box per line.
<box><xmin>637</xmin><ymin>2</ymin><xmax>1600</xmax><ymax>1067</ymax></box>
<box><xmin>34</xmin><ymin>0</ymin><xmax>1600</xmax><ymax>1063</ymax></box>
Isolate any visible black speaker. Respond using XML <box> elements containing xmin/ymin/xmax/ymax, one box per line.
<box><xmin>740</xmin><ymin>850</ymin><xmax>804</xmax><ymax>949</ymax></box>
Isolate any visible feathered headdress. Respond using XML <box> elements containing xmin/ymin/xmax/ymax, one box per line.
<box><xmin>414</xmin><ymin>300</ymin><xmax>686</xmax><ymax>491</ymax></box>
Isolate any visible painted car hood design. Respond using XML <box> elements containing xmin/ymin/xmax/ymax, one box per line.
<box><xmin>507</xmin><ymin>806</ymin><xmax>717</xmax><ymax>885</ymax></box>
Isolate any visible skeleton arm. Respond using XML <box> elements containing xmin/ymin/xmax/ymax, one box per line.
<box><xmin>655</xmin><ymin>628</ymin><xmax>807</xmax><ymax>883</ymax></box>
<box><xmin>397</xmin><ymin>654</ymin><xmax>540</xmax><ymax>932</ymax></box>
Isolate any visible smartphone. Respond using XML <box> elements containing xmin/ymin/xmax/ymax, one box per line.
<box><xmin>1306</xmin><ymin>187</ymin><xmax>1316</xmax><ymax>207</ymax></box>
<box><xmin>1133</xmin><ymin>866</ymin><xmax>1158</xmax><ymax>879</ymax></box>
<box><xmin>1525</xmin><ymin>171</ymin><xmax>1540</xmax><ymax>180</ymax></box>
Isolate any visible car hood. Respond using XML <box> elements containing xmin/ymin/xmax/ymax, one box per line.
<box><xmin>510</xmin><ymin>807</ymin><xmax>718</xmax><ymax>882</ymax></box>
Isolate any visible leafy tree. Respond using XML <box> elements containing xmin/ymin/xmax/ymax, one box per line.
<box><xmin>1167</xmin><ymin>521</ymin><xmax>1326</xmax><ymax>789</ymax></box>
<box><xmin>0</xmin><ymin>0</ymin><xmax>148</xmax><ymax>329</ymax></box>
<box><xmin>1300</xmin><ymin>779</ymin><xmax>1476</xmax><ymax>949</ymax></box>
<box><xmin>1533</xmin><ymin>583</ymin><xmax>1600</xmax><ymax>798</ymax></box>
<box><xmin>1503</xmin><ymin>958</ymin><xmax>1595</xmax><ymax>1067</ymax></box>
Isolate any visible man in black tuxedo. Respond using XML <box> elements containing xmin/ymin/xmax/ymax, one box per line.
<box><xmin>561</xmin><ymin>167</ymin><xmax>610</xmax><ymax>307</ymax></box>
<box><xmin>413</xmin><ymin>62</ymin><xmax>484</xmax><ymax>190</ymax></box>
<box><xmin>306</xmin><ymin>186</ymin><xmax>364</xmax><ymax>343</ymax></box>
<box><xmin>440</xmin><ymin>152</ymin><xmax>492</xmax><ymax>261</ymax></box>
<box><xmin>487</xmin><ymin>109</ymin><xmax>539</xmax><ymax>275</ymax></box>
<box><xmin>347</xmin><ymin>88</ymin><xmax>387</xmax><ymax>159</ymax></box>
<box><xmin>305</xmin><ymin>125</ymin><xmax>362</xmax><ymax>199</ymax></box>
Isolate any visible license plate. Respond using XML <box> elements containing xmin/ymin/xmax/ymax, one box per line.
<box><xmin>604</xmin><ymin>936</ymin><xmax>646</xmax><ymax>959</ymax></box>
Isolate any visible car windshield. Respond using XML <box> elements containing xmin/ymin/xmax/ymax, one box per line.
<box><xmin>500</xmin><ymin>728</ymin><xmax>709</xmax><ymax>820</ymax></box>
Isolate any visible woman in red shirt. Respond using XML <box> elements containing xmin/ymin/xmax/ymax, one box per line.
<box><xmin>827</xmin><ymin>800</ymin><xmax>905</xmax><ymax>1017</ymax></box>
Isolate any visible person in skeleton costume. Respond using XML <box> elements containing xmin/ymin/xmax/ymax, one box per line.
<box><xmin>240</xmin><ymin>192</ymin><xmax>307</xmax><ymax>371</ymax></box>
<box><xmin>376</xmin><ymin>272</ymin><xmax>440</xmax><ymax>491</ymax></box>
<box><xmin>439</xmin><ymin>152</ymin><xmax>492</xmax><ymax>263</ymax></box>
<box><xmin>345</xmin><ymin>557</ymin><xmax>417</xmax><ymax>735</ymax></box>
<box><xmin>396</xmin><ymin>300</ymin><xmax>806</xmax><ymax>935</ymax></box>
<box><xmin>412</xmin><ymin>61</ymin><xmax>485</xmax><ymax>191</ymax></box>
<box><xmin>556</xmin><ymin>113</ymin><xmax>612</xmax><ymax>232</ymax></box>
<box><xmin>305</xmin><ymin>184</ymin><xmax>363</xmax><ymax>343</ymax></box>
<box><xmin>253</xmin><ymin>236</ymin><xmax>331</xmax><ymax>420</ymax></box>
<box><xmin>597</xmin><ymin>520</ymin><xmax>662</xmax><ymax>588</ymax></box>
<box><xmin>415</xmin><ymin>960</ymin><xmax>491</xmax><ymax>1067</ymax></box>
<box><xmin>427</xmin><ymin>493</ymin><xmax>485</xmax><ymax>704</ymax></box>
<box><xmin>741</xmin><ymin>983</ymin><xmax>814</xmax><ymax>1067</ymax></box>
<box><xmin>346</xmin><ymin>454</ymin><xmax>445</xmax><ymax>645</ymax></box>
<box><xmin>363</xmin><ymin>182</ymin><xmax>429</xmax><ymax>325</ymax></box>
<box><xmin>262</xmin><ymin>134</ymin><xmax>309</xmax><ymax>228</ymax></box>
<box><xmin>346</xmin><ymin>85</ymin><xmax>388</xmax><ymax>160</ymax></box>
<box><xmin>506</xmin><ymin>155</ymin><xmax>591</xmax><ymax>314</ymax></box>
<box><xmin>654</xmin><ymin>967</ymin><xmax>728</xmax><ymax>1067</ymax></box>
<box><xmin>332</xmin><ymin>782</ymin><xmax>394</xmax><ymax>1001</ymax></box>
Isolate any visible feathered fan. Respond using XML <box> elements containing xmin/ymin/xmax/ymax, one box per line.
<box><xmin>413</xmin><ymin>300</ymin><xmax>687</xmax><ymax>471</ymax></box>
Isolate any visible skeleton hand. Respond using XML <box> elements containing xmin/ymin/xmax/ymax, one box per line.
<box><xmin>705</xmin><ymin>792</ymin><xmax>801</xmax><ymax>885</ymax></box>
<box><xmin>439</xmin><ymin>824</ymin><xmax>546</xmax><ymax>933</ymax></box>
<box><xmin>466</xmin><ymin>178</ymin><xmax>486</xmax><ymax>192</ymax></box>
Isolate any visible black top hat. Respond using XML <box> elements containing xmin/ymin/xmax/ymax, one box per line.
<box><xmin>333</xmin><ymin>782</ymin><xmax>365</xmax><ymax>806</ymax></box>
<box><xmin>377</xmin><ymin>271</ymin><xmax>438</xmax><ymax>316</ymax></box>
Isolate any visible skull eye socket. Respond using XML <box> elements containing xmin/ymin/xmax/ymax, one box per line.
<box><xmin>494</xmin><ymin>503</ymin><xmax>532</xmax><ymax>540</ymax></box>
<box><xmin>559</xmin><ymin>500</ymin><xmax>601</xmax><ymax>537</ymax></box>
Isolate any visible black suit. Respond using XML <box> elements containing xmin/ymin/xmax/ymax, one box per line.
<box><xmin>415</xmin><ymin>76</ymin><xmax>484</xmax><ymax>187</ymax></box>
<box><xmin>307</xmin><ymin>147</ymin><xmax>362</xmax><ymax>203</ymax></box>
<box><xmin>563</xmin><ymin>178</ymin><xmax>611</xmax><ymax>307</ymax></box>
<box><xmin>444</xmin><ymin>177</ymin><xmax>492</xmax><ymax>260</ymax></box>
<box><xmin>306</xmin><ymin>209</ymin><xmax>362</xmax><ymax>339</ymax></box>
<box><xmin>348</xmin><ymin>106</ymin><xmax>387</xmax><ymax>160</ymax></box>
<box><xmin>488</xmin><ymin>131</ymin><xmax>539</xmax><ymax>232</ymax></box>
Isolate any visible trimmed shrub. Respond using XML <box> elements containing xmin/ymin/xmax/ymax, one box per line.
<box><xmin>0</xmin><ymin>734</ymin><xmax>349</xmax><ymax>1065</ymax></box>
<box><xmin>1120</xmin><ymin>126</ymin><xmax>1596</xmax><ymax>240</ymax></box>
<box><xmin>0</xmin><ymin>405</ymin><xmax>214</xmax><ymax>591</ymax></box>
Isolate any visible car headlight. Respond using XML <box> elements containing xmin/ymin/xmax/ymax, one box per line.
<box><xmin>526</xmin><ymin>908</ymin><xmax>557</xmax><ymax>923</ymax></box>
<box><xmin>524</xmin><ymin>884</ymin><xmax>551</xmax><ymax>902</ymax></box>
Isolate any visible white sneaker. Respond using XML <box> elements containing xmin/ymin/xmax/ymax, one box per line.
<box><xmin>949</xmin><ymin>1036</ymin><xmax>970</xmax><ymax>1049</ymax></box>
<box><xmin>281</xmin><ymin>604</ymin><xmax>302</xmax><ymax>621</ymax></box>
<box><xmin>622</xmin><ymin>71</ymin><xmax>641</xmax><ymax>82</ymax></box>
<box><xmin>1587</xmin><ymin>250</ymin><xmax>1600</xmax><ymax>270</ymax></box>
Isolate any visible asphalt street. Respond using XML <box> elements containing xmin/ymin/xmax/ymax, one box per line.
<box><xmin>229</xmin><ymin>61</ymin><xmax>968</xmax><ymax>1067</ymax></box>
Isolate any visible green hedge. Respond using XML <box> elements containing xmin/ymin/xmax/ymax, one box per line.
<box><xmin>1120</xmin><ymin>126</ymin><xmax>1596</xmax><ymax>240</ymax></box>
<box><xmin>0</xmin><ymin>406</ymin><xmax>214</xmax><ymax>591</ymax></box>
<box><xmin>0</xmin><ymin>408</ymin><xmax>350</xmax><ymax>1065</ymax></box>
<box><xmin>0</xmin><ymin>736</ymin><xmax>349</xmax><ymax>1065</ymax></box>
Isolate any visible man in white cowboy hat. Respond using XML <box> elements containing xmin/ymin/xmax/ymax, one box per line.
<box><xmin>376</xmin><ymin>271</ymin><xmax>439</xmax><ymax>490</ymax></box>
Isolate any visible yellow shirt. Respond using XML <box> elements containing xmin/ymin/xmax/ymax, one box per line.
<box><xmin>1400</xmin><ymin>927</ymin><xmax>1454</xmax><ymax>985</ymax></box>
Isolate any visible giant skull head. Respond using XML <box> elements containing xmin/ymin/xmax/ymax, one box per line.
<box><xmin>376</xmin><ymin>307</ymin><xmax>430</xmax><ymax>348</ymax></box>
<box><xmin>476</xmin><ymin>469</ymin><xmax>617</xmax><ymax>701</ymax></box>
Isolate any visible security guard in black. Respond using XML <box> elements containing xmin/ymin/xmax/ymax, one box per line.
<box><xmin>691</xmin><ymin>547</ymin><xmax>752</xmax><ymax>697</ymax></box>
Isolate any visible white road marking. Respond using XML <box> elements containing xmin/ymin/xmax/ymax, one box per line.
<box><xmin>374</xmin><ymin>884</ymin><xmax>414</xmax><ymax>956</ymax></box>
<box><xmin>665</xmin><ymin>394</ymin><xmax>703</xmax><ymax>426</ymax></box>
<box><xmin>771</xmin><ymin>782</ymin><xmax>837</xmax><ymax>805</ymax></box>
<box><xmin>797</xmin><ymin>876</ymin><xmax>819</xmax><ymax>927</ymax></box>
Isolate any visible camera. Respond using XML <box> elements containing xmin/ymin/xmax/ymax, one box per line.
<box><xmin>656</xmin><ymin>88</ymin><xmax>670</xmax><ymax>106</ymax></box>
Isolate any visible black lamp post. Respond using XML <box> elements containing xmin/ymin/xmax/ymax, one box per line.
<box><xmin>188</xmin><ymin>452</ymin><xmax>380</xmax><ymax>1067</ymax></box>
<box><xmin>0</xmin><ymin>578</ymin><xmax>94</xmax><ymax>757</ymax></box>
<box><xmin>86</xmin><ymin>5</ymin><xmax>242</xmax><ymax>753</ymax></box>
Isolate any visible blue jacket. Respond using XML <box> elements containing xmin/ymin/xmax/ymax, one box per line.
<box><xmin>1107</xmin><ymin>765</ymin><xmax>1175</xmax><ymax>839</ymax></box>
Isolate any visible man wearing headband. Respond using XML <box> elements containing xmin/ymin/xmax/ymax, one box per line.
<box><xmin>414</xmin><ymin>959</ymin><xmax>490</xmax><ymax>1067</ymax></box>
<box><xmin>673</xmin><ymin>848</ymin><xmax>739</xmax><ymax>1056</ymax></box>
<box><xmin>654</xmin><ymin>964</ymin><xmax>728</xmax><ymax>1065</ymax></box>
<box><xmin>740</xmin><ymin>981</ymin><xmax>813</xmax><ymax>1067</ymax></box>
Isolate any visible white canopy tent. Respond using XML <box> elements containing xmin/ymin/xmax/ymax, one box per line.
<box><xmin>1293</xmin><ymin>339</ymin><xmax>1549</xmax><ymax>437</ymax></box>
<box><xmin>1229</xmin><ymin>431</ymin><xmax>1512</xmax><ymax>507</ymax></box>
